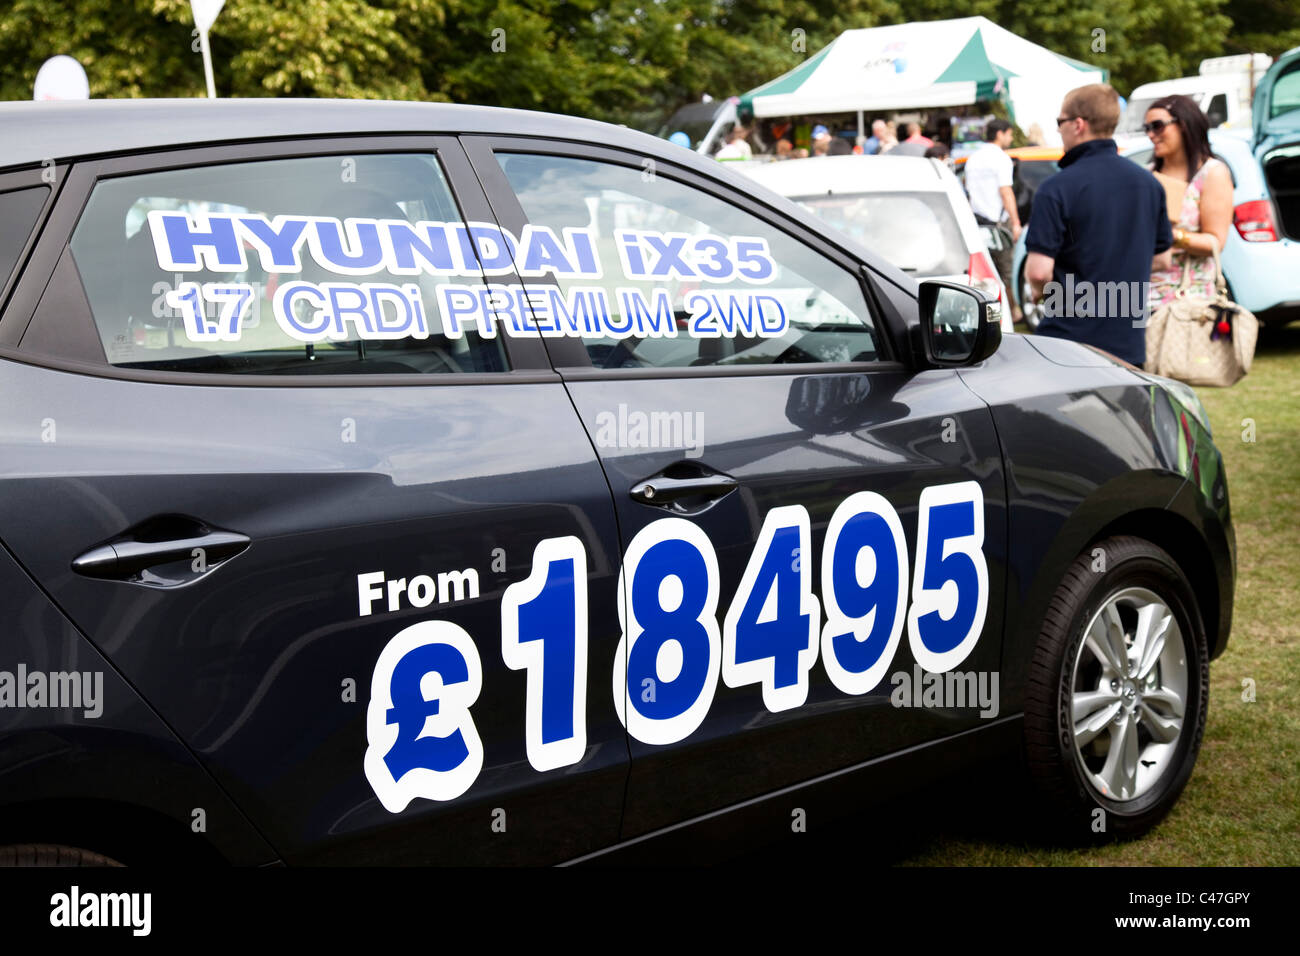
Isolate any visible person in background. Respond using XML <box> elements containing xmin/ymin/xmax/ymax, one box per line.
<box><xmin>810</xmin><ymin>124</ymin><xmax>832</xmax><ymax>156</ymax></box>
<box><xmin>715</xmin><ymin>125</ymin><xmax>753</xmax><ymax>161</ymax></box>
<box><xmin>924</xmin><ymin>142</ymin><xmax>951</xmax><ymax>170</ymax></box>
<box><xmin>775</xmin><ymin>138</ymin><xmax>794</xmax><ymax>160</ymax></box>
<box><xmin>863</xmin><ymin>119</ymin><xmax>886</xmax><ymax>155</ymax></box>
<box><xmin>878</xmin><ymin>121</ymin><xmax>899</xmax><ymax>154</ymax></box>
<box><xmin>964</xmin><ymin>118</ymin><xmax>1022</xmax><ymax>322</ymax></box>
<box><xmin>1025</xmin><ymin>84</ymin><xmax>1173</xmax><ymax>368</ymax></box>
<box><xmin>829</xmin><ymin>135</ymin><xmax>852</xmax><ymax>156</ymax></box>
<box><xmin>903</xmin><ymin>122</ymin><xmax>933</xmax><ymax>147</ymax></box>
<box><xmin>1142</xmin><ymin>94</ymin><xmax>1233</xmax><ymax>313</ymax></box>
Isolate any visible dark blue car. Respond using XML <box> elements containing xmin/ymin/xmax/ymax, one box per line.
<box><xmin>0</xmin><ymin>99</ymin><xmax>1233</xmax><ymax>865</ymax></box>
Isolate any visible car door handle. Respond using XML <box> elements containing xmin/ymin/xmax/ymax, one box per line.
<box><xmin>72</xmin><ymin>521</ymin><xmax>250</xmax><ymax>581</ymax></box>
<box><xmin>629</xmin><ymin>464</ymin><xmax>738</xmax><ymax>510</ymax></box>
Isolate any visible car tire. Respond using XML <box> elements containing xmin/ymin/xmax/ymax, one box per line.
<box><xmin>0</xmin><ymin>843</ymin><xmax>123</xmax><ymax>866</ymax></box>
<box><xmin>1023</xmin><ymin>536</ymin><xmax>1209</xmax><ymax>842</ymax></box>
<box><xmin>1018</xmin><ymin>260</ymin><xmax>1040</xmax><ymax>331</ymax></box>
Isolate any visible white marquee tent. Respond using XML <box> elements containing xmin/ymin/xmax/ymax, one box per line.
<box><xmin>740</xmin><ymin>17</ymin><xmax>1107</xmax><ymax>146</ymax></box>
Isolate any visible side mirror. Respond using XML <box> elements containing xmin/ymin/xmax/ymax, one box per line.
<box><xmin>916</xmin><ymin>280</ymin><xmax>1001</xmax><ymax>367</ymax></box>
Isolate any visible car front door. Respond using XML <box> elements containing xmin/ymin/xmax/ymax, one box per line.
<box><xmin>0</xmin><ymin>136</ymin><xmax>629</xmax><ymax>863</ymax></box>
<box><xmin>465</xmin><ymin>139</ymin><xmax>1010</xmax><ymax>840</ymax></box>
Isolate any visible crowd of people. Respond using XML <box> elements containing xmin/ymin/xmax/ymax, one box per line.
<box><xmin>715</xmin><ymin>118</ymin><xmax>953</xmax><ymax>162</ymax></box>
<box><xmin>1023</xmin><ymin>83</ymin><xmax>1230</xmax><ymax>369</ymax></box>
<box><xmin>709</xmin><ymin>82</ymin><xmax>1232</xmax><ymax>371</ymax></box>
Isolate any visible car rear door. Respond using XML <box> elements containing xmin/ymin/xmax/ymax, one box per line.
<box><xmin>464</xmin><ymin>138</ymin><xmax>1010</xmax><ymax>840</ymax></box>
<box><xmin>0</xmin><ymin>135</ymin><xmax>628</xmax><ymax>864</ymax></box>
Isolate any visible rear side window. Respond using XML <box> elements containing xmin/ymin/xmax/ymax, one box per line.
<box><xmin>789</xmin><ymin>191</ymin><xmax>967</xmax><ymax>276</ymax></box>
<box><xmin>0</xmin><ymin>186</ymin><xmax>49</xmax><ymax>297</ymax></box>
<box><xmin>69</xmin><ymin>154</ymin><xmax>508</xmax><ymax>375</ymax></box>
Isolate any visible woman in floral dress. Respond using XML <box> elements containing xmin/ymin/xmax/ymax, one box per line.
<box><xmin>1143</xmin><ymin>95</ymin><xmax>1233</xmax><ymax>311</ymax></box>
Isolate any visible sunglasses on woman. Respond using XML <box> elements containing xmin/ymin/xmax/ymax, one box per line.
<box><xmin>1143</xmin><ymin>118</ymin><xmax>1177</xmax><ymax>135</ymax></box>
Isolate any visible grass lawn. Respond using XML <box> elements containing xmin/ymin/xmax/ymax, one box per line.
<box><xmin>893</xmin><ymin>322</ymin><xmax>1300</xmax><ymax>866</ymax></box>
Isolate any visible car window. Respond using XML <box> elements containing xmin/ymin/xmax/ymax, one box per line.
<box><xmin>0</xmin><ymin>186</ymin><xmax>48</xmax><ymax>297</ymax></box>
<box><xmin>1118</xmin><ymin>97</ymin><xmax>1160</xmax><ymax>136</ymax></box>
<box><xmin>788</xmin><ymin>191</ymin><xmax>967</xmax><ymax>276</ymax></box>
<box><xmin>1206</xmin><ymin>93</ymin><xmax>1228</xmax><ymax>128</ymax></box>
<box><xmin>69</xmin><ymin>154</ymin><xmax>508</xmax><ymax>375</ymax></box>
<box><xmin>494</xmin><ymin>152</ymin><xmax>880</xmax><ymax>369</ymax></box>
<box><xmin>1013</xmin><ymin>159</ymin><xmax>1059</xmax><ymax>222</ymax></box>
<box><xmin>1271</xmin><ymin>63</ymin><xmax>1300</xmax><ymax>119</ymax></box>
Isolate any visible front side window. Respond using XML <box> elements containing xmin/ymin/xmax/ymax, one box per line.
<box><xmin>70</xmin><ymin>153</ymin><xmax>508</xmax><ymax>374</ymax></box>
<box><xmin>494</xmin><ymin>152</ymin><xmax>879</xmax><ymax>369</ymax></box>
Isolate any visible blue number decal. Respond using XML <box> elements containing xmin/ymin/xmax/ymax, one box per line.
<box><xmin>907</xmin><ymin>482</ymin><xmax>988</xmax><ymax>672</ymax></box>
<box><xmin>364</xmin><ymin>620</ymin><xmax>483</xmax><ymax>812</ymax></box>
<box><xmin>613</xmin><ymin>518</ymin><xmax>721</xmax><ymax>745</ymax></box>
<box><xmin>820</xmin><ymin>492</ymin><xmax>909</xmax><ymax>694</ymax></box>
<box><xmin>723</xmin><ymin>505</ymin><xmax>819</xmax><ymax>712</ymax></box>
<box><xmin>501</xmin><ymin>536</ymin><xmax>588</xmax><ymax>772</ymax></box>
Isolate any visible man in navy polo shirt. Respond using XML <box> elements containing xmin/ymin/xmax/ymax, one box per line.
<box><xmin>1025</xmin><ymin>84</ymin><xmax>1173</xmax><ymax>367</ymax></box>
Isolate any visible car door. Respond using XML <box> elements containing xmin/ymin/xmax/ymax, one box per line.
<box><xmin>0</xmin><ymin>136</ymin><xmax>629</xmax><ymax>864</ymax></box>
<box><xmin>464</xmin><ymin>138</ymin><xmax>1010</xmax><ymax>839</ymax></box>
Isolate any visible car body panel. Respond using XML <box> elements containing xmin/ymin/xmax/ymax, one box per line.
<box><xmin>0</xmin><ymin>99</ymin><xmax>1237</xmax><ymax>863</ymax></box>
<box><xmin>0</xmin><ymin>540</ymin><xmax>278</xmax><ymax>864</ymax></box>
<box><xmin>957</xmin><ymin>336</ymin><xmax>1234</xmax><ymax>703</ymax></box>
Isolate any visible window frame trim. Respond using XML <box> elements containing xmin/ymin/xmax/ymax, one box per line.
<box><xmin>0</xmin><ymin>166</ymin><xmax>67</xmax><ymax>324</ymax></box>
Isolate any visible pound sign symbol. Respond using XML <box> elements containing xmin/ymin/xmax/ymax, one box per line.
<box><xmin>364</xmin><ymin>621</ymin><xmax>484</xmax><ymax>812</ymax></box>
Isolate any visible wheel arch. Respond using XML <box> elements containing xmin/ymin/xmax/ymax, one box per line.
<box><xmin>0</xmin><ymin>796</ymin><xmax>226</xmax><ymax>866</ymax></box>
<box><xmin>1000</xmin><ymin>471</ymin><xmax>1229</xmax><ymax>710</ymax></box>
<box><xmin>1085</xmin><ymin>508</ymin><xmax>1223</xmax><ymax>662</ymax></box>
<box><xmin>0</xmin><ymin>724</ymin><xmax>279</xmax><ymax>866</ymax></box>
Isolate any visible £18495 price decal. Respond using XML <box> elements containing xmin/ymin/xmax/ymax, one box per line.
<box><xmin>365</xmin><ymin>481</ymin><xmax>987</xmax><ymax>813</ymax></box>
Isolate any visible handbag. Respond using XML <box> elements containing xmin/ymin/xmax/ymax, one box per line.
<box><xmin>1145</xmin><ymin>242</ymin><xmax>1258</xmax><ymax>387</ymax></box>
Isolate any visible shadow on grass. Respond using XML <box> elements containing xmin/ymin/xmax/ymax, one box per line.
<box><xmin>1255</xmin><ymin>319</ymin><xmax>1300</xmax><ymax>357</ymax></box>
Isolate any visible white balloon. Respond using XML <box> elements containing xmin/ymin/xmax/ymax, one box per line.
<box><xmin>33</xmin><ymin>55</ymin><xmax>89</xmax><ymax>101</ymax></box>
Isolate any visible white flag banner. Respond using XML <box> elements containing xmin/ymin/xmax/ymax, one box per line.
<box><xmin>191</xmin><ymin>0</ymin><xmax>225</xmax><ymax>35</ymax></box>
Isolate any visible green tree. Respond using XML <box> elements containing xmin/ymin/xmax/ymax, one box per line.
<box><xmin>1223</xmin><ymin>0</ymin><xmax>1300</xmax><ymax>59</ymax></box>
<box><xmin>0</xmin><ymin>0</ymin><xmax>432</xmax><ymax>101</ymax></box>
<box><xmin>887</xmin><ymin>0</ymin><xmax>1236</xmax><ymax>96</ymax></box>
<box><xmin>0</xmin><ymin>0</ymin><xmax>196</xmax><ymax>100</ymax></box>
<box><xmin>0</xmin><ymin>0</ymin><xmax>1282</xmax><ymax>121</ymax></box>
